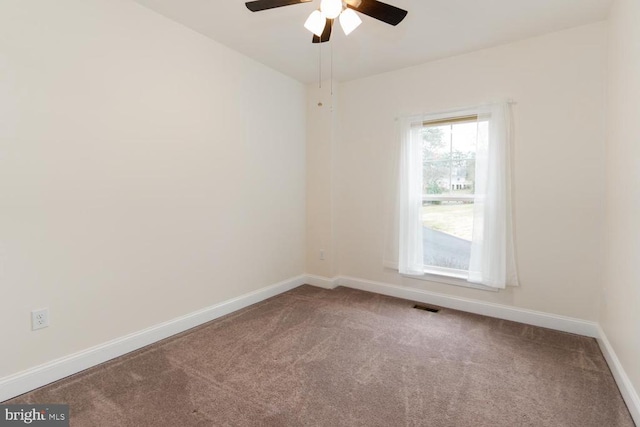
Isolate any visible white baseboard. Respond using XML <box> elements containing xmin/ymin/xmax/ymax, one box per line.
<box><xmin>0</xmin><ymin>275</ymin><xmax>307</xmax><ymax>403</ymax></box>
<box><xmin>336</xmin><ymin>276</ymin><xmax>600</xmax><ymax>337</ymax></box>
<box><xmin>303</xmin><ymin>274</ymin><xmax>339</xmax><ymax>289</ymax></box>
<box><xmin>597</xmin><ymin>326</ymin><xmax>640</xmax><ymax>425</ymax></box>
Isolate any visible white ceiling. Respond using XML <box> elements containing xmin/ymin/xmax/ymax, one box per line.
<box><xmin>133</xmin><ymin>0</ymin><xmax>612</xmax><ymax>83</ymax></box>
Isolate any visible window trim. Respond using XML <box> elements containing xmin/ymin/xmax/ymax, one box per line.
<box><xmin>423</xmin><ymin>194</ymin><xmax>474</xmax><ymax>203</ymax></box>
<box><xmin>401</xmin><ymin>270</ymin><xmax>498</xmax><ymax>292</ymax></box>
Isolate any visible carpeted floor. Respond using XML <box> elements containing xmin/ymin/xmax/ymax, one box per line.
<box><xmin>6</xmin><ymin>285</ymin><xmax>635</xmax><ymax>426</ymax></box>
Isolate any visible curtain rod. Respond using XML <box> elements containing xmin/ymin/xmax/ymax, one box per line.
<box><xmin>395</xmin><ymin>99</ymin><xmax>517</xmax><ymax>122</ymax></box>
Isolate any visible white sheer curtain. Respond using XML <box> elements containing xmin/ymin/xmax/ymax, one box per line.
<box><xmin>468</xmin><ymin>102</ymin><xmax>518</xmax><ymax>288</ymax></box>
<box><xmin>397</xmin><ymin>116</ymin><xmax>424</xmax><ymax>275</ymax></box>
<box><xmin>387</xmin><ymin>102</ymin><xmax>518</xmax><ymax>289</ymax></box>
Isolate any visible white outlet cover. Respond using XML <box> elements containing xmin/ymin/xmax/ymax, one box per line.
<box><xmin>31</xmin><ymin>308</ymin><xmax>49</xmax><ymax>330</ymax></box>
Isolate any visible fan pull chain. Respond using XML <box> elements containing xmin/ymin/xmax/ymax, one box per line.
<box><xmin>317</xmin><ymin>37</ymin><xmax>323</xmax><ymax>107</ymax></box>
<box><xmin>319</xmin><ymin>35</ymin><xmax>322</xmax><ymax>90</ymax></box>
<box><xmin>330</xmin><ymin>19</ymin><xmax>334</xmax><ymax>98</ymax></box>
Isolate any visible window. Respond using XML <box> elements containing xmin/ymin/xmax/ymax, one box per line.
<box><xmin>394</xmin><ymin>103</ymin><xmax>518</xmax><ymax>289</ymax></box>
<box><xmin>421</xmin><ymin>115</ymin><xmax>485</xmax><ymax>276</ymax></box>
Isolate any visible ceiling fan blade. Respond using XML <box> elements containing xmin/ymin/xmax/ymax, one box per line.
<box><xmin>345</xmin><ymin>0</ymin><xmax>408</xmax><ymax>26</ymax></box>
<box><xmin>245</xmin><ymin>0</ymin><xmax>312</xmax><ymax>12</ymax></box>
<box><xmin>312</xmin><ymin>19</ymin><xmax>333</xmax><ymax>44</ymax></box>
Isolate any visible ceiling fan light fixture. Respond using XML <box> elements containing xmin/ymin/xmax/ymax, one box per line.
<box><xmin>339</xmin><ymin>8</ymin><xmax>362</xmax><ymax>35</ymax></box>
<box><xmin>304</xmin><ymin>10</ymin><xmax>327</xmax><ymax>36</ymax></box>
<box><xmin>320</xmin><ymin>0</ymin><xmax>343</xmax><ymax>19</ymax></box>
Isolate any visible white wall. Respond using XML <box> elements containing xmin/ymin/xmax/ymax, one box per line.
<box><xmin>306</xmin><ymin>83</ymin><xmax>338</xmax><ymax>278</ymax></box>
<box><xmin>307</xmin><ymin>23</ymin><xmax>608</xmax><ymax>320</ymax></box>
<box><xmin>0</xmin><ymin>0</ymin><xmax>306</xmax><ymax>378</ymax></box>
<box><xmin>602</xmin><ymin>0</ymin><xmax>640</xmax><ymax>403</ymax></box>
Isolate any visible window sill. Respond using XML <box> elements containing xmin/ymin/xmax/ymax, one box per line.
<box><xmin>401</xmin><ymin>270</ymin><xmax>498</xmax><ymax>292</ymax></box>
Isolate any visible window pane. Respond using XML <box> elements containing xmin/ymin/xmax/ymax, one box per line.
<box><xmin>422</xmin><ymin>201</ymin><xmax>473</xmax><ymax>270</ymax></box>
<box><xmin>451</xmin><ymin>122</ymin><xmax>477</xmax><ymax>195</ymax></box>
<box><xmin>451</xmin><ymin>122</ymin><xmax>478</xmax><ymax>154</ymax></box>
<box><xmin>423</xmin><ymin>160</ymin><xmax>450</xmax><ymax>195</ymax></box>
<box><xmin>421</xmin><ymin>116</ymin><xmax>479</xmax><ymax>273</ymax></box>
<box><xmin>422</xmin><ymin>125</ymin><xmax>450</xmax><ymax>161</ymax></box>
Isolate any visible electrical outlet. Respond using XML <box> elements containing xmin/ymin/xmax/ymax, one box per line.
<box><xmin>320</xmin><ymin>249</ymin><xmax>325</xmax><ymax>261</ymax></box>
<box><xmin>31</xmin><ymin>308</ymin><xmax>49</xmax><ymax>331</ymax></box>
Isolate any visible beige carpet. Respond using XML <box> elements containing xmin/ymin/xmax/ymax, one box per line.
<box><xmin>6</xmin><ymin>285</ymin><xmax>635</xmax><ymax>426</ymax></box>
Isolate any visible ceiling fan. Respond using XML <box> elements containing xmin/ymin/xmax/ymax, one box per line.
<box><xmin>245</xmin><ymin>0</ymin><xmax>408</xmax><ymax>43</ymax></box>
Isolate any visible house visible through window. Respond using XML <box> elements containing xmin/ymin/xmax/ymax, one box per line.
<box><xmin>421</xmin><ymin>115</ymin><xmax>486</xmax><ymax>275</ymax></box>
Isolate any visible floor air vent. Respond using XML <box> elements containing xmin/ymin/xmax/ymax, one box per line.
<box><xmin>413</xmin><ymin>304</ymin><xmax>440</xmax><ymax>313</ymax></box>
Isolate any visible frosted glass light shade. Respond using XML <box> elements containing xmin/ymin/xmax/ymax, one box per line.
<box><xmin>304</xmin><ymin>10</ymin><xmax>326</xmax><ymax>36</ymax></box>
<box><xmin>339</xmin><ymin>8</ymin><xmax>362</xmax><ymax>35</ymax></box>
<box><xmin>320</xmin><ymin>0</ymin><xmax>342</xmax><ymax>19</ymax></box>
